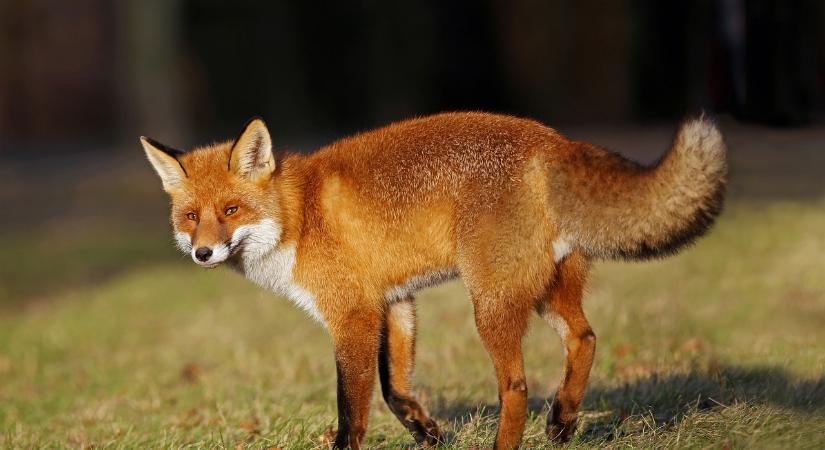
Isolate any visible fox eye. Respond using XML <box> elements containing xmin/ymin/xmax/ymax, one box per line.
<box><xmin>224</xmin><ymin>206</ymin><xmax>239</xmax><ymax>216</ymax></box>
<box><xmin>186</xmin><ymin>212</ymin><xmax>198</xmax><ymax>221</ymax></box>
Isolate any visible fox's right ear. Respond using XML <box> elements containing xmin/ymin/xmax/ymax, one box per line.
<box><xmin>229</xmin><ymin>117</ymin><xmax>275</xmax><ymax>181</ymax></box>
<box><xmin>140</xmin><ymin>136</ymin><xmax>187</xmax><ymax>193</ymax></box>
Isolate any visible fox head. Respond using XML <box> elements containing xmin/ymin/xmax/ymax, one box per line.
<box><xmin>141</xmin><ymin>117</ymin><xmax>282</xmax><ymax>268</ymax></box>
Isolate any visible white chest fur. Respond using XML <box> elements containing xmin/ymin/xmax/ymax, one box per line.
<box><xmin>239</xmin><ymin>244</ymin><xmax>324</xmax><ymax>325</ymax></box>
<box><xmin>231</xmin><ymin>220</ymin><xmax>324</xmax><ymax>326</ymax></box>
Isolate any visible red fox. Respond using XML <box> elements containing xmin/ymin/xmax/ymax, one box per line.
<box><xmin>141</xmin><ymin>112</ymin><xmax>726</xmax><ymax>449</ymax></box>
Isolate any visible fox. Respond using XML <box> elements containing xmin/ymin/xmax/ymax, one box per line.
<box><xmin>141</xmin><ymin>112</ymin><xmax>726</xmax><ymax>449</ymax></box>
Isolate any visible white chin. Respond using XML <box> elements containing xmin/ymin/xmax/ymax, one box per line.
<box><xmin>194</xmin><ymin>260</ymin><xmax>222</xmax><ymax>269</ymax></box>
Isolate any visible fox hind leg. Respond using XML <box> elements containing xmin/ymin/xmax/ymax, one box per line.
<box><xmin>378</xmin><ymin>296</ymin><xmax>441</xmax><ymax>445</ymax></box>
<box><xmin>537</xmin><ymin>250</ymin><xmax>595</xmax><ymax>443</ymax></box>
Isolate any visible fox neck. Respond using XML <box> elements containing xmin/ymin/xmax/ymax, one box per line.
<box><xmin>269</xmin><ymin>154</ymin><xmax>307</xmax><ymax>246</ymax></box>
<box><xmin>229</xmin><ymin>155</ymin><xmax>322</xmax><ymax>323</ymax></box>
<box><xmin>233</xmin><ymin>153</ymin><xmax>307</xmax><ymax>262</ymax></box>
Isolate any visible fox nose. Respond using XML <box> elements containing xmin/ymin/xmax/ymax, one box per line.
<box><xmin>194</xmin><ymin>247</ymin><xmax>213</xmax><ymax>262</ymax></box>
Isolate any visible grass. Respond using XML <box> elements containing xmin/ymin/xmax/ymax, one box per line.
<box><xmin>1</xmin><ymin>200</ymin><xmax>824</xmax><ymax>449</ymax></box>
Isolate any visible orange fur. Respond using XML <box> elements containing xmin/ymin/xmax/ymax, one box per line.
<box><xmin>142</xmin><ymin>112</ymin><xmax>727</xmax><ymax>449</ymax></box>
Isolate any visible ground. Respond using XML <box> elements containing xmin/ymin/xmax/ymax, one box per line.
<box><xmin>1</xmin><ymin>120</ymin><xmax>824</xmax><ymax>448</ymax></box>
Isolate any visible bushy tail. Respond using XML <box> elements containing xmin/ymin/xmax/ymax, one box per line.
<box><xmin>550</xmin><ymin>117</ymin><xmax>727</xmax><ymax>260</ymax></box>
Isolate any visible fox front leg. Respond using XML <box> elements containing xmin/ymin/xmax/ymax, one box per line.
<box><xmin>329</xmin><ymin>307</ymin><xmax>383</xmax><ymax>449</ymax></box>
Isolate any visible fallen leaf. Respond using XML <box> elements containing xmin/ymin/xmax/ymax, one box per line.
<box><xmin>680</xmin><ymin>337</ymin><xmax>705</xmax><ymax>354</ymax></box>
<box><xmin>178</xmin><ymin>408</ymin><xmax>202</xmax><ymax>428</ymax></box>
<box><xmin>181</xmin><ymin>363</ymin><xmax>202</xmax><ymax>383</ymax></box>
<box><xmin>612</xmin><ymin>343</ymin><xmax>633</xmax><ymax>358</ymax></box>
<box><xmin>239</xmin><ymin>420</ymin><xmax>260</xmax><ymax>433</ymax></box>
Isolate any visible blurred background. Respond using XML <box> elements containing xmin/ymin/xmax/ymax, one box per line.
<box><xmin>3</xmin><ymin>0</ymin><xmax>825</xmax><ymax>146</ymax></box>
<box><xmin>2</xmin><ymin>1</ymin><xmax>825</xmax><ymax>448</ymax></box>
<box><xmin>2</xmin><ymin>0</ymin><xmax>825</xmax><ymax>314</ymax></box>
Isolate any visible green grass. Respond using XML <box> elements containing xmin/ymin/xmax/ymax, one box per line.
<box><xmin>1</xmin><ymin>200</ymin><xmax>824</xmax><ymax>449</ymax></box>
<box><xmin>0</xmin><ymin>226</ymin><xmax>176</xmax><ymax>305</ymax></box>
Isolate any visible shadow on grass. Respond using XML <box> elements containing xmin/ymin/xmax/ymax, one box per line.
<box><xmin>433</xmin><ymin>364</ymin><xmax>825</xmax><ymax>443</ymax></box>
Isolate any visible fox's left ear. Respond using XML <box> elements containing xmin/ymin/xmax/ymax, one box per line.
<box><xmin>230</xmin><ymin>117</ymin><xmax>275</xmax><ymax>181</ymax></box>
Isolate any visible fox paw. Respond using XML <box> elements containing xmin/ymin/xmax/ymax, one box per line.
<box><xmin>410</xmin><ymin>416</ymin><xmax>442</xmax><ymax>446</ymax></box>
<box><xmin>546</xmin><ymin>415</ymin><xmax>578</xmax><ymax>444</ymax></box>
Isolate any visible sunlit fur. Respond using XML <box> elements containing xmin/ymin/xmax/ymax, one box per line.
<box><xmin>142</xmin><ymin>112</ymin><xmax>726</xmax><ymax>450</ymax></box>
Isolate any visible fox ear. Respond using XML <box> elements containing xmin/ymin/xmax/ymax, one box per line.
<box><xmin>140</xmin><ymin>136</ymin><xmax>187</xmax><ymax>193</ymax></box>
<box><xmin>229</xmin><ymin>117</ymin><xmax>274</xmax><ymax>181</ymax></box>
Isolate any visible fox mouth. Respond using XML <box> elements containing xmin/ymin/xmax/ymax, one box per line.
<box><xmin>227</xmin><ymin>240</ymin><xmax>243</xmax><ymax>258</ymax></box>
<box><xmin>197</xmin><ymin>238</ymin><xmax>248</xmax><ymax>268</ymax></box>
<box><xmin>194</xmin><ymin>256</ymin><xmax>226</xmax><ymax>269</ymax></box>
